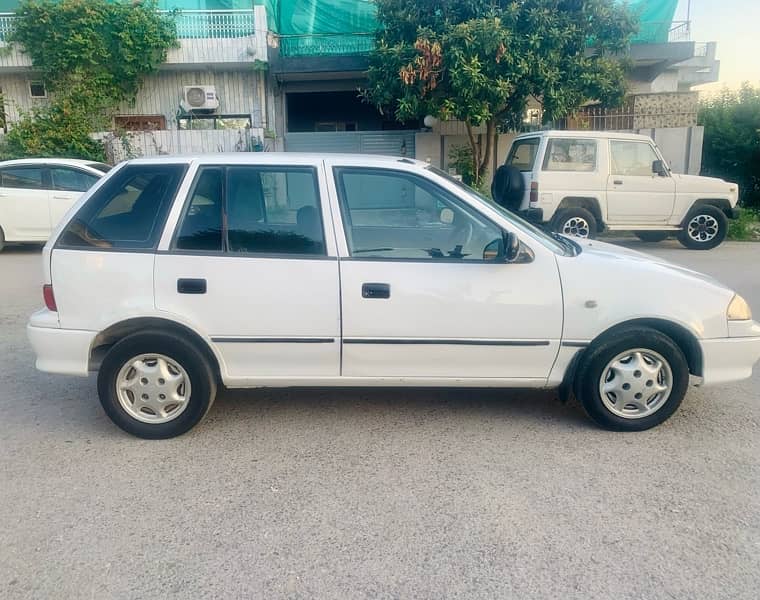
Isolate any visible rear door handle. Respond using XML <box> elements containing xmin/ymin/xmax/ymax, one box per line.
<box><xmin>613</xmin><ymin>179</ymin><xmax>623</xmax><ymax>185</ymax></box>
<box><xmin>362</xmin><ymin>283</ymin><xmax>390</xmax><ymax>299</ymax></box>
<box><xmin>177</xmin><ymin>278</ymin><xmax>207</xmax><ymax>294</ymax></box>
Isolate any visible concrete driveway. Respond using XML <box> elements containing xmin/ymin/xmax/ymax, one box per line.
<box><xmin>1</xmin><ymin>240</ymin><xmax>758</xmax><ymax>599</ymax></box>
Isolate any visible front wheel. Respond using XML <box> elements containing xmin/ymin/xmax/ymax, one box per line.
<box><xmin>574</xmin><ymin>327</ymin><xmax>689</xmax><ymax>431</ymax></box>
<box><xmin>97</xmin><ymin>332</ymin><xmax>216</xmax><ymax>439</ymax></box>
<box><xmin>677</xmin><ymin>205</ymin><xmax>728</xmax><ymax>250</ymax></box>
<box><xmin>551</xmin><ymin>208</ymin><xmax>598</xmax><ymax>240</ymax></box>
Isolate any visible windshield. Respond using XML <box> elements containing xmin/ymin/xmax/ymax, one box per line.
<box><xmin>426</xmin><ymin>166</ymin><xmax>573</xmax><ymax>255</ymax></box>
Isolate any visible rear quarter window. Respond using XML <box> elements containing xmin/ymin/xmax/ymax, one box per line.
<box><xmin>542</xmin><ymin>139</ymin><xmax>597</xmax><ymax>172</ymax></box>
<box><xmin>505</xmin><ymin>138</ymin><xmax>540</xmax><ymax>172</ymax></box>
<box><xmin>57</xmin><ymin>164</ymin><xmax>188</xmax><ymax>250</ymax></box>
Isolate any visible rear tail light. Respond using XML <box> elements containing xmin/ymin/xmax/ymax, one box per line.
<box><xmin>43</xmin><ymin>284</ymin><xmax>57</xmax><ymax>311</ymax></box>
<box><xmin>529</xmin><ymin>181</ymin><xmax>539</xmax><ymax>205</ymax></box>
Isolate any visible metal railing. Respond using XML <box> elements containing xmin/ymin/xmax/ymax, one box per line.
<box><xmin>278</xmin><ymin>33</ymin><xmax>375</xmax><ymax>57</ymax></box>
<box><xmin>634</xmin><ymin>20</ymin><xmax>691</xmax><ymax>44</ymax></box>
<box><xmin>561</xmin><ymin>105</ymin><xmax>698</xmax><ymax>131</ymax></box>
<box><xmin>0</xmin><ymin>9</ymin><xmax>255</xmax><ymax>42</ymax></box>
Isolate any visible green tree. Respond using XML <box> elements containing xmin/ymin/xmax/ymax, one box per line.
<box><xmin>2</xmin><ymin>0</ymin><xmax>177</xmax><ymax>160</ymax></box>
<box><xmin>699</xmin><ymin>84</ymin><xmax>760</xmax><ymax>207</ymax></box>
<box><xmin>363</xmin><ymin>0</ymin><xmax>637</xmax><ymax>183</ymax></box>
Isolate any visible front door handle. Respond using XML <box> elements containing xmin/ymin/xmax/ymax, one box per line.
<box><xmin>362</xmin><ymin>283</ymin><xmax>390</xmax><ymax>299</ymax></box>
<box><xmin>613</xmin><ymin>179</ymin><xmax>623</xmax><ymax>185</ymax></box>
<box><xmin>177</xmin><ymin>278</ymin><xmax>207</xmax><ymax>294</ymax></box>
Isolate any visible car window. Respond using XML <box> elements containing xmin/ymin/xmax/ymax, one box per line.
<box><xmin>1</xmin><ymin>166</ymin><xmax>44</xmax><ymax>189</ymax></box>
<box><xmin>335</xmin><ymin>167</ymin><xmax>503</xmax><ymax>261</ymax></box>
<box><xmin>173</xmin><ymin>165</ymin><xmax>325</xmax><ymax>256</ymax></box>
<box><xmin>505</xmin><ymin>138</ymin><xmax>540</xmax><ymax>172</ymax></box>
<box><xmin>542</xmin><ymin>139</ymin><xmax>597</xmax><ymax>172</ymax></box>
<box><xmin>610</xmin><ymin>141</ymin><xmax>660</xmax><ymax>176</ymax></box>
<box><xmin>226</xmin><ymin>166</ymin><xmax>324</xmax><ymax>255</ymax></box>
<box><xmin>50</xmin><ymin>167</ymin><xmax>99</xmax><ymax>192</ymax></box>
<box><xmin>57</xmin><ymin>164</ymin><xmax>187</xmax><ymax>250</ymax></box>
<box><xmin>175</xmin><ymin>168</ymin><xmax>224</xmax><ymax>252</ymax></box>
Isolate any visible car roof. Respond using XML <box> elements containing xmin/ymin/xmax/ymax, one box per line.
<box><xmin>125</xmin><ymin>153</ymin><xmax>428</xmax><ymax>168</ymax></box>
<box><xmin>0</xmin><ymin>157</ymin><xmax>105</xmax><ymax>169</ymax></box>
<box><xmin>513</xmin><ymin>130</ymin><xmax>655</xmax><ymax>142</ymax></box>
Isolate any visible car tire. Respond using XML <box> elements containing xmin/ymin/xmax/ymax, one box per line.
<box><xmin>97</xmin><ymin>331</ymin><xmax>217</xmax><ymax>439</ymax></box>
<box><xmin>677</xmin><ymin>205</ymin><xmax>728</xmax><ymax>250</ymax></box>
<box><xmin>0</xmin><ymin>227</ymin><xmax>5</xmax><ymax>252</ymax></box>
<box><xmin>491</xmin><ymin>165</ymin><xmax>526</xmax><ymax>211</ymax></box>
<box><xmin>551</xmin><ymin>207</ymin><xmax>598</xmax><ymax>239</ymax></box>
<box><xmin>634</xmin><ymin>231</ymin><xmax>670</xmax><ymax>243</ymax></box>
<box><xmin>574</xmin><ymin>327</ymin><xmax>689</xmax><ymax>431</ymax></box>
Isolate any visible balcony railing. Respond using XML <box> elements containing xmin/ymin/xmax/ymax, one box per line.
<box><xmin>278</xmin><ymin>33</ymin><xmax>375</xmax><ymax>58</ymax></box>
<box><xmin>634</xmin><ymin>20</ymin><xmax>691</xmax><ymax>44</ymax></box>
<box><xmin>0</xmin><ymin>9</ymin><xmax>254</xmax><ymax>42</ymax></box>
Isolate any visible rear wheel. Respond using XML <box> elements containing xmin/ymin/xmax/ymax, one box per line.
<box><xmin>634</xmin><ymin>231</ymin><xmax>669</xmax><ymax>243</ymax></box>
<box><xmin>97</xmin><ymin>332</ymin><xmax>216</xmax><ymax>439</ymax></box>
<box><xmin>574</xmin><ymin>327</ymin><xmax>689</xmax><ymax>431</ymax></box>
<box><xmin>677</xmin><ymin>205</ymin><xmax>727</xmax><ymax>250</ymax></box>
<box><xmin>0</xmin><ymin>227</ymin><xmax>5</xmax><ymax>252</ymax></box>
<box><xmin>551</xmin><ymin>207</ymin><xmax>598</xmax><ymax>240</ymax></box>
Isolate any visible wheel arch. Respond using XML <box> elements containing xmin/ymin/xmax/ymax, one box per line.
<box><xmin>685</xmin><ymin>198</ymin><xmax>733</xmax><ymax>222</ymax></box>
<box><xmin>586</xmin><ymin>318</ymin><xmax>703</xmax><ymax>377</ymax></box>
<box><xmin>89</xmin><ymin>317</ymin><xmax>223</xmax><ymax>381</ymax></box>
<box><xmin>556</xmin><ymin>196</ymin><xmax>604</xmax><ymax>228</ymax></box>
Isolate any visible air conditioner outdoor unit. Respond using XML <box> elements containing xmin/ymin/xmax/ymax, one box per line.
<box><xmin>180</xmin><ymin>85</ymin><xmax>219</xmax><ymax>113</ymax></box>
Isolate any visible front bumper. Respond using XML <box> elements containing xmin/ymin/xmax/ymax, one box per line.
<box><xmin>27</xmin><ymin>309</ymin><xmax>95</xmax><ymax>376</ymax></box>
<box><xmin>699</xmin><ymin>320</ymin><xmax>760</xmax><ymax>385</ymax></box>
<box><xmin>728</xmin><ymin>207</ymin><xmax>741</xmax><ymax>219</ymax></box>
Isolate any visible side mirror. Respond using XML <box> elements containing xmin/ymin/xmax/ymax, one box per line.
<box><xmin>483</xmin><ymin>231</ymin><xmax>521</xmax><ymax>262</ymax></box>
<box><xmin>652</xmin><ymin>159</ymin><xmax>668</xmax><ymax>176</ymax></box>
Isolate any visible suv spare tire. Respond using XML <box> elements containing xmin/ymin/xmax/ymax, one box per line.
<box><xmin>491</xmin><ymin>165</ymin><xmax>525</xmax><ymax>212</ymax></box>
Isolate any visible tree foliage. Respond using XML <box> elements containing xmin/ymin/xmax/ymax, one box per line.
<box><xmin>363</xmin><ymin>0</ymin><xmax>637</xmax><ymax>183</ymax></box>
<box><xmin>2</xmin><ymin>0</ymin><xmax>178</xmax><ymax>160</ymax></box>
<box><xmin>699</xmin><ymin>84</ymin><xmax>760</xmax><ymax>207</ymax></box>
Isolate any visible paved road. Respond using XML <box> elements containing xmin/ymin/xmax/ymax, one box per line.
<box><xmin>1</xmin><ymin>241</ymin><xmax>758</xmax><ymax>599</ymax></box>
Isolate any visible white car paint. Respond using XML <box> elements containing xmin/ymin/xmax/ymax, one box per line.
<box><xmin>27</xmin><ymin>154</ymin><xmax>760</xmax><ymax>396</ymax></box>
<box><xmin>0</xmin><ymin>158</ymin><xmax>107</xmax><ymax>246</ymax></box>
<box><xmin>506</xmin><ymin>130</ymin><xmax>739</xmax><ymax>230</ymax></box>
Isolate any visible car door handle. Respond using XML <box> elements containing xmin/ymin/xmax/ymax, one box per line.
<box><xmin>362</xmin><ymin>283</ymin><xmax>390</xmax><ymax>299</ymax></box>
<box><xmin>177</xmin><ymin>278</ymin><xmax>207</xmax><ymax>294</ymax></box>
<box><xmin>613</xmin><ymin>179</ymin><xmax>623</xmax><ymax>185</ymax></box>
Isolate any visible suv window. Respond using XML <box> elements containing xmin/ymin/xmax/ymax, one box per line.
<box><xmin>1</xmin><ymin>166</ymin><xmax>44</xmax><ymax>189</ymax></box>
<box><xmin>174</xmin><ymin>166</ymin><xmax>325</xmax><ymax>256</ymax></box>
<box><xmin>542</xmin><ymin>139</ymin><xmax>597</xmax><ymax>172</ymax></box>
<box><xmin>506</xmin><ymin>138</ymin><xmax>540</xmax><ymax>172</ymax></box>
<box><xmin>51</xmin><ymin>167</ymin><xmax>99</xmax><ymax>192</ymax></box>
<box><xmin>335</xmin><ymin>167</ymin><xmax>502</xmax><ymax>261</ymax></box>
<box><xmin>610</xmin><ymin>141</ymin><xmax>660</xmax><ymax>176</ymax></box>
<box><xmin>58</xmin><ymin>164</ymin><xmax>187</xmax><ymax>250</ymax></box>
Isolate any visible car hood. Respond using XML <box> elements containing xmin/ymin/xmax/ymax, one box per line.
<box><xmin>673</xmin><ymin>173</ymin><xmax>736</xmax><ymax>194</ymax></box>
<box><xmin>569</xmin><ymin>237</ymin><xmax>730</xmax><ymax>291</ymax></box>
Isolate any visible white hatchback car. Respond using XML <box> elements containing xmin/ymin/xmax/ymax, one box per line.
<box><xmin>0</xmin><ymin>158</ymin><xmax>109</xmax><ymax>251</ymax></box>
<box><xmin>27</xmin><ymin>154</ymin><xmax>760</xmax><ymax>438</ymax></box>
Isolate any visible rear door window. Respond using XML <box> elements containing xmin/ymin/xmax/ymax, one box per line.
<box><xmin>0</xmin><ymin>166</ymin><xmax>45</xmax><ymax>189</ymax></box>
<box><xmin>57</xmin><ymin>164</ymin><xmax>187</xmax><ymax>250</ymax></box>
<box><xmin>505</xmin><ymin>138</ymin><xmax>540</xmax><ymax>171</ymax></box>
<box><xmin>51</xmin><ymin>167</ymin><xmax>100</xmax><ymax>192</ymax></box>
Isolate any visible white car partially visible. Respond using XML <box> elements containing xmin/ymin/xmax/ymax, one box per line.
<box><xmin>0</xmin><ymin>158</ymin><xmax>109</xmax><ymax>251</ymax></box>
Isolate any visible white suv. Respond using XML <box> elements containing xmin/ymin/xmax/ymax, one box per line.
<box><xmin>0</xmin><ymin>158</ymin><xmax>109</xmax><ymax>251</ymax></box>
<box><xmin>27</xmin><ymin>154</ymin><xmax>760</xmax><ymax>438</ymax></box>
<box><xmin>496</xmin><ymin>131</ymin><xmax>740</xmax><ymax>249</ymax></box>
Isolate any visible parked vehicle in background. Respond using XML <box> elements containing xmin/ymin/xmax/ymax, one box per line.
<box><xmin>26</xmin><ymin>154</ymin><xmax>760</xmax><ymax>439</ymax></box>
<box><xmin>495</xmin><ymin>131</ymin><xmax>740</xmax><ymax>250</ymax></box>
<box><xmin>0</xmin><ymin>158</ymin><xmax>109</xmax><ymax>251</ymax></box>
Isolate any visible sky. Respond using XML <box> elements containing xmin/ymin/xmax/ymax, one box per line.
<box><xmin>674</xmin><ymin>0</ymin><xmax>760</xmax><ymax>89</ymax></box>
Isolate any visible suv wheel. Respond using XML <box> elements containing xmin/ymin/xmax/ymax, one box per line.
<box><xmin>97</xmin><ymin>332</ymin><xmax>216</xmax><ymax>439</ymax></box>
<box><xmin>634</xmin><ymin>231</ymin><xmax>669</xmax><ymax>243</ymax></box>
<box><xmin>677</xmin><ymin>205</ymin><xmax>728</xmax><ymax>250</ymax></box>
<box><xmin>0</xmin><ymin>227</ymin><xmax>5</xmax><ymax>252</ymax></box>
<box><xmin>551</xmin><ymin>207</ymin><xmax>598</xmax><ymax>239</ymax></box>
<box><xmin>575</xmin><ymin>327</ymin><xmax>689</xmax><ymax>431</ymax></box>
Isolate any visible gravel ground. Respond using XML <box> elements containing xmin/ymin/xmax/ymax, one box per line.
<box><xmin>1</xmin><ymin>240</ymin><xmax>758</xmax><ymax>599</ymax></box>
